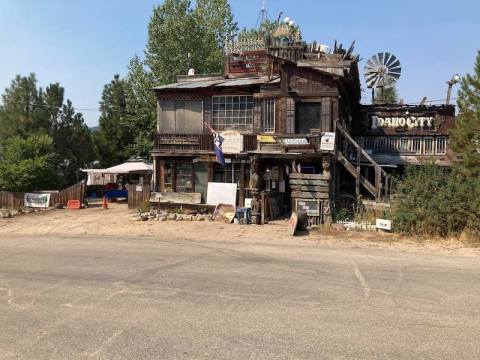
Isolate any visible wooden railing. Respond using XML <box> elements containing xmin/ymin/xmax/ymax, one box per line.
<box><xmin>336</xmin><ymin>123</ymin><xmax>392</xmax><ymax>201</ymax></box>
<box><xmin>155</xmin><ymin>133</ymin><xmax>258</xmax><ymax>153</ymax></box>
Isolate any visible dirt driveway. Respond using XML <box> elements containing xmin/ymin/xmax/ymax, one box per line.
<box><xmin>0</xmin><ymin>203</ymin><xmax>478</xmax><ymax>256</ymax></box>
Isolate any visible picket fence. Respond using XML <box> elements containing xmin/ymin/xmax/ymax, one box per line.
<box><xmin>0</xmin><ymin>182</ymin><xmax>85</xmax><ymax>210</ymax></box>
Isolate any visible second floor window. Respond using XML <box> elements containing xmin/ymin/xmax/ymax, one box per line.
<box><xmin>212</xmin><ymin>95</ymin><xmax>253</xmax><ymax>131</ymax></box>
<box><xmin>261</xmin><ymin>98</ymin><xmax>275</xmax><ymax>133</ymax></box>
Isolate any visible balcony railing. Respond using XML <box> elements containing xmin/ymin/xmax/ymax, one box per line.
<box><xmin>155</xmin><ymin>133</ymin><xmax>258</xmax><ymax>153</ymax></box>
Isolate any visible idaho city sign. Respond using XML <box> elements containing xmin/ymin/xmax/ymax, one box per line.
<box><xmin>370</xmin><ymin>114</ymin><xmax>436</xmax><ymax>130</ymax></box>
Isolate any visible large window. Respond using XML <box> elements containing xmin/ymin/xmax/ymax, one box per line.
<box><xmin>212</xmin><ymin>95</ymin><xmax>254</xmax><ymax>131</ymax></box>
<box><xmin>158</xmin><ymin>100</ymin><xmax>203</xmax><ymax>133</ymax></box>
<box><xmin>261</xmin><ymin>98</ymin><xmax>275</xmax><ymax>133</ymax></box>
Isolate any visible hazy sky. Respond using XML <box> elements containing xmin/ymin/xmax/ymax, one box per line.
<box><xmin>1</xmin><ymin>0</ymin><xmax>479</xmax><ymax>126</ymax></box>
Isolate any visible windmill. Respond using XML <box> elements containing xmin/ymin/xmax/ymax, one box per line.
<box><xmin>364</xmin><ymin>52</ymin><xmax>401</xmax><ymax>104</ymax></box>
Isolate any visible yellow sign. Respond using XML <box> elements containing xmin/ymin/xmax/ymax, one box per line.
<box><xmin>257</xmin><ymin>135</ymin><xmax>276</xmax><ymax>143</ymax></box>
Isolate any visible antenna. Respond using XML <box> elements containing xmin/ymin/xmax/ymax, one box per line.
<box><xmin>363</xmin><ymin>52</ymin><xmax>402</xmax><ymax>103</ymax></box>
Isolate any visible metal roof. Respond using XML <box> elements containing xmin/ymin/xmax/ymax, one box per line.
<box><xmin>154</xmin><ymin>77</ymin><xmax>279</xmax><ymax>90</ymax></box>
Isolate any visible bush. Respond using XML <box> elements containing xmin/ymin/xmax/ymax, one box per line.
<box><xmin>392</xmin><ymin>164</ymin><xmax>480</xmax><ymax>237</ymax></box>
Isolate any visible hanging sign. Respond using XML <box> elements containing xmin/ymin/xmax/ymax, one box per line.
<box><xmin>24</xmin><ymin>193</ymin><xmax>50</xmax><ymax>208</ymax></box>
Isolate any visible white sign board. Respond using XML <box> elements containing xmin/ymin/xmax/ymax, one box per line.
<box><xmin>206</xmin><ymin>182</ymin><xmax>237</xmax><ymax>207</ymax></box>
<box><xmin>320</xmin><ymin>132</ymin><xmax>336</xmax><ymax>151</ymax></box>
<box><xmin>24</xmin><ymin>193</ymin><xmax>50</xmax><ymax>208</ymax></box>
<box><xmin>220</xmin><ymin>132</ymin><xmax>243</xmax><ymax>154</ymax></box>
<box><xmin>376</xmin><ymin>218</ymin><xmax>392</xmax><ymax>231</ymax></box>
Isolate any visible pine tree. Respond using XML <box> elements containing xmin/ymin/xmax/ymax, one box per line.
<box><xmin>450</xmin><ymin>50</ymin><xmax>480</xmax><ymax>177</ymax></box>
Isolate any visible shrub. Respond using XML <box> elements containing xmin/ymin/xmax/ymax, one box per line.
<box><xmin>392</xmin><ymin>164</ymin><xmax>480</xmax><ymax>237</ymax></box>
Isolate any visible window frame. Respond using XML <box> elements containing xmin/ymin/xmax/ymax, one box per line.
<box><xmin>211</xmin><ymin>95</ymin><xmax>254</xmax><ymax>131</ymax></box>
<box><xmin>260</xmin><ymin>98</ymin><xmax>275</xmax><ymax>133</ymax></box>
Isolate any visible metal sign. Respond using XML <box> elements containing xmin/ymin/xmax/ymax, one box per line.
<box><xmin>320</xmin><ymin>132</ymin><xmax>335</xmax><ymax>151</ymax></box>
<box><xmin>296</xmin><ymin>199</ymin><xmax>320</xmax><ymax>216</ymax></box>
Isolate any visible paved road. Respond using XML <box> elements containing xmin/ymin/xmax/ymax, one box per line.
<box><xmin>0</xmin><ymin>234</ymin><xmax>479</xmax><ymax>359</ymax></box>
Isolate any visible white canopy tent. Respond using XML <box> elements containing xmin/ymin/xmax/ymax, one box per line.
<box><xmin>82</xmin><ymin>161</ymin><xmax>153</xmax><ymax>186</ymax></box>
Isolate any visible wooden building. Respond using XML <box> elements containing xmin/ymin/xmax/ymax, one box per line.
<box><xmin>151</xmin><ymin>32</ymin><xmax>456</xmax><ymax>224</ymax></box>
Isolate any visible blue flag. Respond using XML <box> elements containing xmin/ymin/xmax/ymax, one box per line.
<box><xmin>213</xmin><ymin>132</ymin><xmax>225</xmax><ymax>167</ymax></box>
<box><xmin>204</xmin><ymin>122</ymin><xmax>225</xmax><ymax>167</ymax></box>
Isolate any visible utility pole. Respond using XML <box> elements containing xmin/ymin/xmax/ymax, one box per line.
<box><xmin>446</xmin><ymin>74</ymin><xmax>460</xmax><ymax>105</ymax></box>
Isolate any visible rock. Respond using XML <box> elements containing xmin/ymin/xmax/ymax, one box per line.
<box><xmin>167</xmin><ymin>213</ymin><xmax>177</xmax><ymax>221</ymax></box>
<box><xmin>331</xmin><ymin>223</ymin><xmax>346</xmax><ymax>231</ymax></box>
<box><xmin>0</xmin><ymin>210</ymin><xmax>12</xmax><ymax>218</ymax></box>
<box><xmin>140</xmin><ymin>213</ymin><xmax>149</xmax><ymax>221</ymax></box>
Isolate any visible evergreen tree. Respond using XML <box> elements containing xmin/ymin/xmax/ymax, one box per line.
<box><xmin>93</xmin><ymin>74</ymin><xmax>129</xmax><ymax>166</ymax></box>
<box><xmin>54</xmin><ymin>100</ymin><xmax>96</xmax><ymax>187</ymax></box>
<box><xmin>0</xmin><ymin>74</ymin><xmax>95</xmax><ymax>188</ymax></box>
<box><xmin>0</xmin><ymin>74</ymin><xmax>49</xmax><ymax>146</ymax></box>
<box><xmin>374</xmin><ymin>85</ymin><xmax>399</xmax><ymax>104</ymax></box>
<box><xmin>450</xmin><ymin>50</ymin><xmax>480</xmax><ymax>177</ymax></box>
<box><xmin>124</xmin><ymin>56</ymin><xmax>157</xmax><ymax>159</ymax></box>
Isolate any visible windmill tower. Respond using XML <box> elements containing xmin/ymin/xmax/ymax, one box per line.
<box><xmin>256</xmin><ymin>0</ymin><xmax>268</xmax><ymax>29</ymax></box>
<box><xmin>364</xmin><ymin>52</ymin><xmax>402</xmax><ymax>104</ymax></box>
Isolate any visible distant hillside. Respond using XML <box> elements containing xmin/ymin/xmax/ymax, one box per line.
<box><xmin>89</xmin><ymin>126</ymin><xmax>100</xmax><ymax>132</ymax></box>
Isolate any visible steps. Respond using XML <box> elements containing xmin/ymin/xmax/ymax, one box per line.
<box><xmin>335</xmin><ymin>123</ymin><xmax>391</xmax><ymax>201</ymax></box>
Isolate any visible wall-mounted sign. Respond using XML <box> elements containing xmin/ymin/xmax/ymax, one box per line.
<box><xmin>257</xmin><ymin>135</ymin><xmax>276</xmax><ymax>143</ymax></box>
<box><xmin>157</xmin><ymin>137</ymin><xmax>200</xmax><ymax>145</ymax></box>
<box><xmin>279</xmin><ymin>138</ymin><xmax>309</xmax><ymax>146</ymax></box>
<box><xmin>320</xmin><ymin>132</ymin><xmax>336</xmax><ymax>151</ymax></box>
<box><xmin>370</xmin><ymin>115</ymin><xmax>435</xmax><ymax>130</ymax></box>
<box><xmin>220</xmin><ymin>131</ymin><xmax>244</xmax><ymax>154</ymax></box>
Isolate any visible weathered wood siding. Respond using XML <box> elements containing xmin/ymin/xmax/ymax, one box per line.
<box><xmin>127</xmin><ymin>183</ymin><xmax>151</xmax><ymax>210</ymax></box>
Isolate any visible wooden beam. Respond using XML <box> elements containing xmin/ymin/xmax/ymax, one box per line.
<box><xmin>159</xmin><ymin>159</ymin><xmax>165</xmax><ymax>193</ymax></box>
<box><xmin>291</xmin><ymin>191</ymin><xmax>329</xmax><ymax>199</ymax></box>
<box><xmin>239</xmin><ymin>163</ymin><xmax>245</xmax><ymax>207</ymax></box>
<box><xmin>289</xmin><ymin>179</ymin><xmax>329</xmax><ymax>187</ymax></box>
<box><xmin>290</xmin><ymin>185</ymin><xmax>329</xmax><ymax>192</ymax></box>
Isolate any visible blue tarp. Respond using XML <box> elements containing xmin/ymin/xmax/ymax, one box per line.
<box><xmin>104</xmin><ymin>190</ymin><xmax>128</xmax><ymax>199</ymax></box>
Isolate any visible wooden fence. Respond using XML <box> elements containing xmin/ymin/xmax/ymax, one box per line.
<box><xmin>0</xmin><ymin>182</ymin><xmax>85</xmax><ymax>210</ymax></box>
<box><xmin>127</xmin><ymin>183</ymin><xmax>151</xmax><ymax>210</ymax></box>
<box><xmin>50</xmin><ymin>182</ymin><xmax>86</xmax><ymax>207</ymax></box>
<box><xmin>0</xmin><ymin>192</ymin><xmax>24</xmax><ymax>210</ymax></box>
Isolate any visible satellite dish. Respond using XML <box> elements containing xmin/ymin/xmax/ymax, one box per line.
<box><xmin>364</xmin><ymin>52</ymin><xmax>401</xmax><ymax>88</ymax></box>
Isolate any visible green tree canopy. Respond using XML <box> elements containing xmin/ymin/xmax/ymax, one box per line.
<box><xmin>0</xmin><ymin>74</ymin><xmax>95</xmax><ymax>189</ymax></box>
<box><xmin>145</xmin><ymin>0</ymin><xmax>237</xmax><ymax>84</ymax></box>
<box><xmin>450</xmin><ymin>50</ymin><xmax>480</xmax><ymax>177</ymax></box>
<box><xmin>93</xmin><ymin>74</ymin><xmax>130</xmax><ymax>166</ymax></box>
<box><xmin>0</xmin><ymin>135</ymin><xmax>58</xmax><ymax>192</ymax></box>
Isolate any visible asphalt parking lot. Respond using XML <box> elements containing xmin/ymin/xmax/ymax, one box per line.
<box><xmin>0</xmin><ymin>232</ymin><xmax>479</xmax><ymax>359</ymax></box>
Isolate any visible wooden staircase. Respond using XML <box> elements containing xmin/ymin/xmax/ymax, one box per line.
<box><xmin>335</xmin><ymin>123</ymin><xmax>391</xmax><ymax>201</ymax></box>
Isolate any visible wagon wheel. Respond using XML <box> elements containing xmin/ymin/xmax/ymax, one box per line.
<box><xmin>333</xmin><ymin>193</ymin><xmax>357</xmax><ymax>219</ymax></box>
